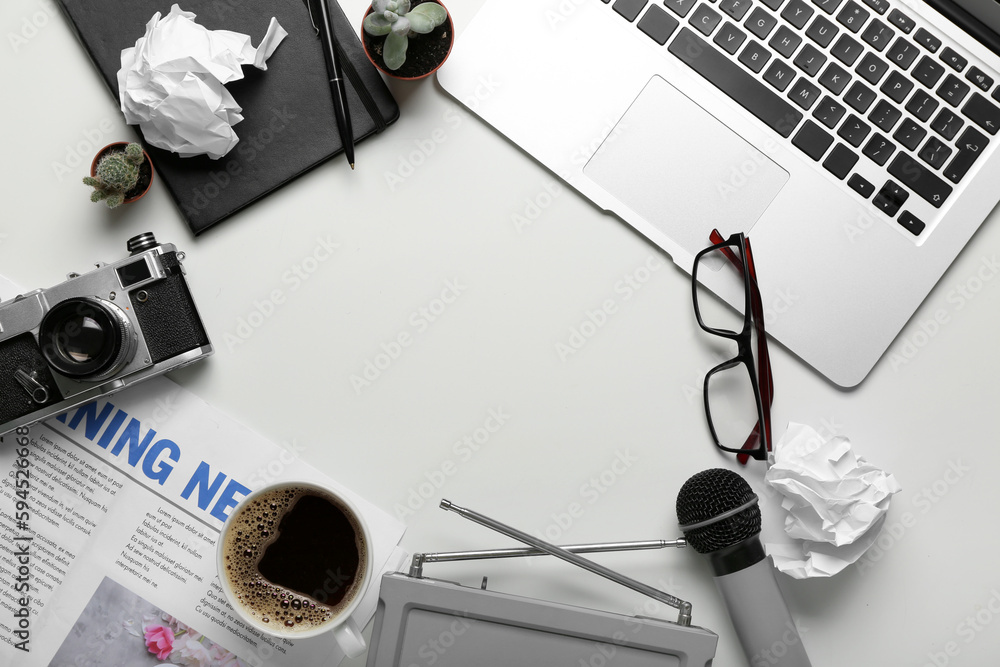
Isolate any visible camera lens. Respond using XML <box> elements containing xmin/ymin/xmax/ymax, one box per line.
<box><xmin>39</xmin><ymin>298</ymin><xmax>135</xmax><ymax>380</ymax></box>
<box><xmin>58</xmin><ymin>315</ymin><xmax>106</xmax><ymax>362</ymax></box>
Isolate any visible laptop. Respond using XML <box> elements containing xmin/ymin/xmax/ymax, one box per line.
<box><xmin>437</xmin><ymin>0</ymin><xmax>1000</xmax><ymax>386</ymax></box>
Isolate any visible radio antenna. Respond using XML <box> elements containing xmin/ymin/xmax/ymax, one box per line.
<box><xmin>433</xmin><ymin>499</ymin><xmax>693</xmax><ymax>626</ymax></box>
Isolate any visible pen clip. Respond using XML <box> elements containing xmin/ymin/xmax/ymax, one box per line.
<box><xmin>303</xmin><ymin>0</ymin><xmax>320</xmax><ymax>36</ymax></box>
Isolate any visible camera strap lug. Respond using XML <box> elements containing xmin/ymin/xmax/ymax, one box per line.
<box><xmin>15</xmin><ymin>368</ymin><xmax>50</xmax><ymax>404</ymax></box>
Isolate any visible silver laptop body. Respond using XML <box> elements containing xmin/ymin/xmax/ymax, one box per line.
<box><xmin>438</xmin><ymin>0</ymin><xmax>1000</xmax><ymax>386</ymax></box>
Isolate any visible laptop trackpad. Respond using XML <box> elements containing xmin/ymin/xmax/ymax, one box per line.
<box><xmin>584</xmin><ymin>75</ymin><xmax>788</xmax><ymax>258</ymax></box>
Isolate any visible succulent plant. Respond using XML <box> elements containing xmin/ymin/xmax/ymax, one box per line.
<box><xmin>363</xmin><ymin>0</ymin><xmax>448</xmax><ymax>71</ymax></box>
<box><xmin>82</xmin><ymin>142</ymin><xmax>145</xmax><ymax>209</ymax></box>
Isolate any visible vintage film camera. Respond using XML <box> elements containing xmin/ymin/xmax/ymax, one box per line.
<box><xmin>0</xmin><ymin>233</ymin><xmax>212</xmax><ymax>435</ymax></box>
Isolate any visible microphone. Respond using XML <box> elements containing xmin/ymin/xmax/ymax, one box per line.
<box><xmin>676</xmin><ymin>469</ymin><xmax>811</xmax><ymax>667</ymax></box>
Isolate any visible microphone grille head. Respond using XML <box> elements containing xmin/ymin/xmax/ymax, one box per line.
<box><xmin>676</xmin><ymin>468</ymin><xmax>761</xmax><ymax>553</ymax></box>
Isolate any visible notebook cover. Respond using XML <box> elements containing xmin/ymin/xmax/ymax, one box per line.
<box><xmin>58</xmin><ymin>0</ymin><xmax>399</xmax><ymax>234</ymax></box>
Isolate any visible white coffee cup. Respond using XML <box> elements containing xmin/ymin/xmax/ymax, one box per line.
<box><xmin>217</xmin><ymin>480</ymin><xmax>373</xmax><ymax>657</ymax></box>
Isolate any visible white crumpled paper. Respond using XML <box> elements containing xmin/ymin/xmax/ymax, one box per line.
<box><xmin>764</xmin><ymin>422</ymin><xmax>901</xmax><ymax>578</ymax></box>
<box><xmin>117</xmin><ymin>4</ymin><xmax>287</xmax><ymax>159</ymax></box>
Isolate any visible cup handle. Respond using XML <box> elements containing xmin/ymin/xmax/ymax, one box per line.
<box><xmin>332</xmin><ymin>616</ymin><xmax>366</xmax><ymax>658</ymax></box>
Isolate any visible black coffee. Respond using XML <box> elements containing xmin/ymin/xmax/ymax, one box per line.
<box><xmin>221</xmin><ymin>485</ymin><xmax>367</xmax><ymax>633</ymax></box>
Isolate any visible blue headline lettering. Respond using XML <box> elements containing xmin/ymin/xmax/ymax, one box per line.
<box><xmin>56</xmin><ymin>401</ymin><xmax>250</xmax><ymax>522</ymax></box>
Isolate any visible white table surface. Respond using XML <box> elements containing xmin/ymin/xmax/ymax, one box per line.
<box><xmin>3</xmin><ymin>0</ymin><xmax>1000</xmax><ymax>664</ymax></box>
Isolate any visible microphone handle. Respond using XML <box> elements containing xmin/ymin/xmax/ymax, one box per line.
<box><xmin>714</xmin><ymin>555</ymin><xmax>811</xmax><ymax>667</ymax></box>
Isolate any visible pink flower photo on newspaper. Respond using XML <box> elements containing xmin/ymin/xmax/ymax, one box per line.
<box><xmin>127</xmin><ymin>612</ymin><xmax>246</xmax><ymax>667</ymax></box>
<box><xmin>144</xmin><ymin>625</ymin><xmax>174</xmax><ymax>660</ymax></box>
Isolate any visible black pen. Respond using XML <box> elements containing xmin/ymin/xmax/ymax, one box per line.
<box><xmin>315</xmin><ymin>0</ymin><xmax>355</xmax><ymax>169</ymax></box>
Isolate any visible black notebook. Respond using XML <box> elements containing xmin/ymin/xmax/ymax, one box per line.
<box><xmin>58</xmin><ymin>0</ymin><xmax>399</xmax><ymax>234</ymax></box>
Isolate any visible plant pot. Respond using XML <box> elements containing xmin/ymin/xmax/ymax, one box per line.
<box><xmin>89</xmin><ymin>142</ymin><xmax>154</xmax><ymax>205</ymax></box>
<box><xmin>362</xmin><ymin>1</ymin><xmax>454</xmax><ymax>80</ymax></box>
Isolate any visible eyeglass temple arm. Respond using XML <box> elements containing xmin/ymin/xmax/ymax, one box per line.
<box><xmin>740</xmin><ymin>239</ymin><xmax>773</xmax><ymax>463</ymax></box>
<box><xmin>709</xmin><ymin>230</ymin><xmax>773</xmax><ymax>464</ymax></box>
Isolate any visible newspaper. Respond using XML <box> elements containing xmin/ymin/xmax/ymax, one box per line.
<box><xmin>0</xmin><ymin>274</ymin><xmax>407</xmax><ymax>667</ymax></box>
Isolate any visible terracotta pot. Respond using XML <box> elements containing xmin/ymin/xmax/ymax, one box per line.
<box><xmin>361</xmin><ymin>1</ymin><xmax>454</xmax><ymax>81</ymax></box>
<box><xmin>90</xmin><ymin>142</ymin><xmax>154</xmax><ymax>205</ymax></box>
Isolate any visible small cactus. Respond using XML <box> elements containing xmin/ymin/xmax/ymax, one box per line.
<box><xmin>363</xmin><ymin>0</ymin><xmax>448</xmax><ymax>71</ymax></box>
<box><xmin>83</xmin><ymin>143</ymin><xmax>145</xmax><ymax>209</ymax></box>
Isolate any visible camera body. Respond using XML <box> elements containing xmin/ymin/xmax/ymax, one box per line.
<box><xmin>0</xmin><ymin>233</ymin><xmax>212</xmax><ymax>435</ymax></box>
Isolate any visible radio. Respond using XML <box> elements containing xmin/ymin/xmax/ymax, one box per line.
<box><xmin>366</xmin><ymin>500</ymin><xmax>719</xmax><ymax>667</ymax></box>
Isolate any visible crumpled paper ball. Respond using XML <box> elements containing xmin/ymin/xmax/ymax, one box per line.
<box><xmin>117</xmin><ymin>4</ymin><xmax>287</xmax><ymax>159</ymax></box>
<box><xmin>764</xmin><ymin>422</ymin><xmax>901</xmax><ymax>578</ymax></box>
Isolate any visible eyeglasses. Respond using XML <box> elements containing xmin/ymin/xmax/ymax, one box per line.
<box><xmin>691</xmin><ymin>230</ymin><xmax>773</xmax><ymax>464</ymax></box>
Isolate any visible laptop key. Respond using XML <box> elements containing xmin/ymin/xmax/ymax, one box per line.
<box><xmin>721</xmin><ymin>0</ymin><xmax>754</xmax><ymax>20</ymax></box>
<box><xmin>739</xmin><ymin>39</ymin><xmax>773</xmax><ymax>72</ymax></box>
<box><xmin>789</xmin><ymin>78</ymin><xmax>822</xmax><ymax>109</ymax></box>
<box><xmin>897</xmin><ymin>210</ymin><xmax>925</xmax><ymax>235</ymax></box>
<box><xmin>937</xmin><ymin>74</ymin><xmax>970</xmax><ymax>107</ymax></box>
<box><xmin>886</xmin><ymin>38</ymin><xmax>919</xmax><ymax>70</ymax></box>
<box><xmin>880</xmin><ymin>71</ymin><xmax>913</xmax><ymax>103</ymax></box>
<box><xmin>905</xmin><ymin>89</ymin><xmax>939</xmax><ymax>121</ymax></box>
<box><xmin>862</xmin><ymin>132</ymin><xmax>895</xmax><ymax>165</ymax></box>
<box><xmin>856</xmin><ymin>53</ymin><xmax>889</xmax><ymax>84</ymax></box>
<box><xmin>830</xmin><ymin>34</ymin><xmax>863</xmax><ymax>65</ymax></box>
<box><xmin>944</xmin><ymin>127</ymin><xmax>989</xmax><ymax>182</ymax></box>
<box><xmin>838</xmin><ymin>113</ymin><xmax>871</xmax><ymax>146</ymax></box>
<box><xmin>806</xmin><ymin>16</ymin><xmax>839</xmax><ymax>47</ymax></box>
<box><xmin>769</xmin><ymin>25</ymin><xmax>802</xmax><ymax>57</ymax></box>
<box><xmin>794</xmin><ymin>44</ymin><xmax>827</xmax><ymax>76</ymax></box>
<box><xmin>691</xmin><ymin>4</ymin><xmax>723</xmax><ymax>35</ymax></box>
<box><xmin>746</xmin><ymin>8</ymin><xmax>778</xmax><ymax>38</ymax></box>
<box><xmin>812</xmin><ymin>0</ymin><xmax>845</xmax><ymax>15</ymax></box>
<box><xmin>780</xmin><ymin>0</ymin><xmax>814</xmax><ymax>29</ymax></box>
<box><xmin>668</xmin><ymin>28</ymin><xmax>804</xmax><ymax>137</ymax></box>
<box><xmin>966</xmin><ymin>66</ymin><xmax>994</xmax><ymax>92</ymax></box>
<box><xmin>715</xmin><ymin>21</ymin><xmax>749</xmax><ymax>53</ymax></box>
<box><xmin>913</xmin><ymin>56</ymin><xmax>945</xmax><ymax>88</ymax></box>
<box><xmin>760</xmin><ymin>0</ymin><xmax>785</xmax><ymax>10</ymax></box>
<box><xmin>764</xmin><ymin>58</ymin><xmax>798</xmax><ymax>90</ymax></box>
<box><xmin>638</xmin><ymin>5</ymin><xmax>680</xmax><ymax>44</ymax></box>
<box><xmin>664</xmin><ymin>0</ymin><xmax>697</xmax><ymax>18</ymax></box>
<box><xmin>861</xmin><ymin>0</ymin><xmax>889</xmax><ymax>14</ymax></box>
<box><xmin>930</xmin><ymin>109</ymin><xmax>963</xmax><ymax>140</ymax></box>
<box><xmin>819</xmin><ymin>62</ymin><xmax>851</xmax><ymax>94</ymax></box>
<box><xmin>913</xmin><ymin>27</ymin><xmax>941</xmax><ymax>52</ymax></box>
<box><xmin>873</xmin><ymin>180</ymin><xmax>908</xmax><ymax>216</ymax></box>
<box><xmin>869</xmin><ymin>100</ymin><xmax>901</xmax><ymax>131</ymax></box>
<box><xmin>962</xmin><ymin>92</ymin><xmax>1000</xmax><ymax>135</ymax></box>
<box><xmin>836</xmin><ymin>1</ymin><xmax>869</xmax><ymax>33</ymax></box>
<box><xmin>889</xmin><ymin>154</ymin><xmax>952</xmax><ymax>206</ymax></box>
<box><xmin>845</xmin><ymin>81</ymin><xmax>877</xmax><ymax>112</ymax></box>
<box><xmin>848</xmin><ymin>173</ymin><xmax>876</xmax><ymax>197</ymax></box>
<box><xmin>793</xmin><ymin>119</ymin><xmax>834</xmax><ymax>159</ymax></box>
<box><xmin>613</xmin><ymin>0</ymin><xmax>649</xmax><ymax>22</ymax></box>
<box><xmin>814</xmin><ymin>95</ymin><xmax>847</xmax><ymax>127</ymax></box>
<box><xmin>823</xmin><ymin>142</ymin><xmax>859</xmax><ymax>178</ymax></box>
<box><xmin>860</xmin><ymin>19</ymin><xmax>893</xmax><ymax>51</ymax></box>
<box><xmin>887</xmin><ymin>8</ymin><xmax>914</xmax><ymax>33</ymax></box>
<box><xmin>939</xmin><ymin>47</ymin><xmax>967</xmax><ymax>72</ymax></box>
<box><xmin>892</xmin><ymin>117</ymin><xmax>926</xmax><ymax>150</ymax></box>
<box><xmin>918</xmin><ymin>136</ymin><xmax>952</xmax><ymax>169</ymax></box>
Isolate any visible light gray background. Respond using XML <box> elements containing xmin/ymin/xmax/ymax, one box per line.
<box><xmin>3</xmin><ymin>0</ymin><xmax>1000</xmax><ymax>665</ymax></box>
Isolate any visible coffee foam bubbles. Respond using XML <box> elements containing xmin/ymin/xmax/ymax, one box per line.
<box><xmin>221</xmin><ymin>485</ymin><xmax>367</xmax><ymax>634</ymax></box>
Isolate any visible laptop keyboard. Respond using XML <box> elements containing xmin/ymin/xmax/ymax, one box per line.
<box><xmin>606</xmin><ymin>0</ymin><xmax>1000</xmax><ymax>237</ymax></box>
